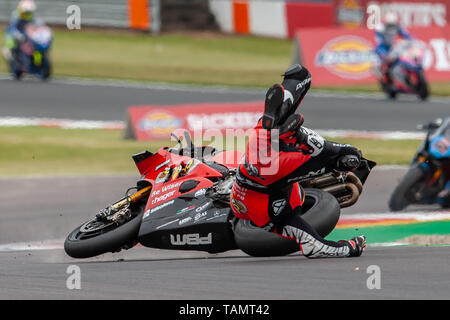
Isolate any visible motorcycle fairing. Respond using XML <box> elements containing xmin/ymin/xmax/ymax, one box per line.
<box><xmin>427</xmin><ymin>118</ymin><xmax>450</xmax><ymax>160</ymax></box>
<box><xmin>207</xmin><ymin>150</ymin><xmax>243</xmax><ymax>169</ymax></box>
<box><xmin>429</xmin><ymin>136</ymin><xmax>450</xmax><ymax>159</ymax></box>
<box><xmin>138</xmin><ymin>191</ymin><xmax>237</xmax><ymax>253</ymax></box>
<box><xmin>24</xmin><ymin>24</ymin><xmax>52</xmax><ymax>52</ymax></box>
<box><xmin>134</xmin><ymin>147</ymin><xmax>224</xmax><ymax>179</ymax></box>
<box><xmin>134</xmin><ymin>145</ymin><xmax>238</xmax><ymax>252</ymax></box>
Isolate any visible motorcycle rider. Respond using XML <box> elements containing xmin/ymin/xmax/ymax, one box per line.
<box><xmin>3</xmin><ymin>0</ymin><xmax>38</xmax><ymax>65</ymax></box>
<box><xmin>230</xmin><ymin>64</ymin><xmax>366</xmax><ymax>258</ymax></box>
<box><xmin>374</xmin><ymin>12</ymin><xmax>412</xmax><ymax>92</ymax></box>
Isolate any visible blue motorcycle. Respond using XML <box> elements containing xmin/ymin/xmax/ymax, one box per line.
<box><xmin>389</xmin><ymin>117</ymin><xmax>450</xmax><ymax>211</ymax></box>
<box><xmin>7</xmin><ymin>22</ymin><xmax>52</xmax><ymax>80</ymax></box>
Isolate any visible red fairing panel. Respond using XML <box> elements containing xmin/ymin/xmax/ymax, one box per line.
<box><xmin>145</xmin><ymin>177</ymin><xmax>213</xmax><ymax>213</ymax></box>
<box><xmin>209</xmin><ymin>150</ymin><xmax>244</xmax><ymax>169</ymax></box>
<box><xmin>136</xmin><ymin>147</ymin><xmax>224</xmax><ymax>212</ymax></box>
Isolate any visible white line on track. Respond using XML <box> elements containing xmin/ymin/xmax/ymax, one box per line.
<box><xmin>1</xmin><ymin>74</ymin><xmax>449</xmax><ymax>104</ymax></box>
<box><xmin>0</xmin><ymin>240</ymin><xmax>64</xmax><ymax>252</ymax></box>
<box><xmin>340</xmin><ymin>211</ymin><xmax>450</xmax><ymax>222</ymax></box>
<box><xmin>0</xmin><ymin>74</ymin><xmax>263</xmax><ymax>95</ymax></box>
<box><xmin>0</xmin><ymin>211</ymin><xmax>448</xmax><ymax>252</ymax></box>
<box><xmin>0</xmin><ymin>116</ymin><xmax>124</xmax><ymax>130</ymax></box>
<box><xmin>0</xmin><ymin>116</ymin><xmax>425</xmax><ymax>140</ymax></box>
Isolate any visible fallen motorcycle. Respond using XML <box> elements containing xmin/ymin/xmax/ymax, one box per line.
<box><xmin>64</xmin><ymin>131</ymin><xmax>375</xmax><ymax>258</ymax></box>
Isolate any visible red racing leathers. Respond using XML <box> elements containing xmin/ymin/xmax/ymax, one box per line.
<box><xmin>230</xmin><ymin>119</ymin><xmax>362</xmax><ymax>258</ymax></box>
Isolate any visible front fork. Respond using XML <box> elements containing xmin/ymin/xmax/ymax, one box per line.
<box><xmin>96</xmin><ymin>185</ymin><xmax>152</xmax><ymax>222</ymax></box>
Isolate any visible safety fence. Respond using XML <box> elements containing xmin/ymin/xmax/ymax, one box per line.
<box><xmin>0</xmin><ymin>0</ymin><xmax>158</xmax><ymax>32</ymax></box>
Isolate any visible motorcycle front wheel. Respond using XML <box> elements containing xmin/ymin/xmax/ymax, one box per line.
<box><xmin>388</xmin><ymin>165</ymin><xmax>427</xmax><ymax>211</ymax></box>
<box><xmin>64</xmin><ymin>212</ymin><xmax>143</xmax><ymax>259</ymax></box>
<box><xmin>9</xmin><ymin>60</ymin><xmax>23</xmax><ymax>80</ymax></box>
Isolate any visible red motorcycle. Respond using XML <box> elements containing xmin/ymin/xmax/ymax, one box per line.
<box><xmin>64</xmin><ymin>131</ymin><xmax>375</xmax><ymax>258</ymax></box>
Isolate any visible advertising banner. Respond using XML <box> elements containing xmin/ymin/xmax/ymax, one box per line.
<box><xmin>285</xmin><ymin>2</ymin><xmax>335</xmax><ymax>37</ymax></box>
<box><xmin>293</xmin><ymin>26</ymin><xmax>450</xmax><ymax>85</ymax></box>
<box><xmin>127</xmin><ymin>102</ymin><xmax>263</xmax><ymax>141</ymax></box>
<box><xmin>334</xmin><ymin>0</ymin><xmax>450</xmax><ymax>29</ymax></box>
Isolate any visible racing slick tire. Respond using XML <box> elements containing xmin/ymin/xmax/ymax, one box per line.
<box><xmin>233</xmin><ymin>188</ymin><xmax>341</xmax><ymax>257</ymax></box>
<box><xmin>64</xmin><ymin>212</ymin><xmax>143</xmax><ymax>259</ymax></box>
<box><xmin>417</xmin><ymin>74</ymin><xmax>429</xmax><ymax>101</ymax></box>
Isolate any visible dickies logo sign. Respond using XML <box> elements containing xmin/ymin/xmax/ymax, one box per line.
<box><xmin>138</xmin><ymin>111</ymin><xmax>183</xmax><ymax>137</ymax></box>
<box><xmin>315</xmin><ymin>35</ymin><xmax>379</xmax><ymax>79</ymax></box>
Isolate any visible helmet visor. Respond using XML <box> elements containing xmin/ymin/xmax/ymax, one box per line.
<box><xmin>20</xmin><ymin>12</ymin><xmax>33</xmax><ymax>21</ymax></box>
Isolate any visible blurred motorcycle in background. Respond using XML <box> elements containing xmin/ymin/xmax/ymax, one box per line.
<box><xmin>3</xmin><ymin>22</ymin><xmax>52</xmax><ymax>80</ymax></box>
<box><xmin>389</xmin><ymin>117</ymin><xmax>450</xmax><ymax>211</ymax></box>
<box><xmin>377</xmin><ymin>39</ymin><xmax>429</xmax><ymax>101</ymax></box>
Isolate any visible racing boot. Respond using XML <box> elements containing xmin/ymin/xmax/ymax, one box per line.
<box><xmin>262</xmin><ymin>84</ymin><xmax>284</xmax><ymax>130</ymax></box>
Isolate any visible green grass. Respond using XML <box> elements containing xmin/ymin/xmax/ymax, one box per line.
<box><xmin>1</xmin><ymin>28</ymin><xmax>448</xmax><ymax>94</ymax></box>
<box><xmin>329</xmin><ymin>137</ymin><xmax>421</xmax><ymax>165</ymax></box>
<box><xmin>0</xmin><ymin>126</ymin><xmax>163</xmax><ymax>175</ymax></box>
<box><xmin>0</xmin><ymin>126</ymin><xmax>421</xmax><ymax>176</ymax></box>
<box><xmin>328</xmin><ymin>221</ymin><xmax>450</xmax><ymax>244</ymax></box>
<box><xmin>0</xmin><ymin>28</ymin><xmax>292</xmax><ymax>87</ymax></box>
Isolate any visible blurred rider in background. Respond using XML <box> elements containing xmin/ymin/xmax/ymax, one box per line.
<box><xmin>3</xmin><ymin>0</ymin><xmax>38</xmax><ymax>63</ymax></box>
<box><xmin>374</xmin><ymin>12</ymin><xmax>412</xmax><ymax>91</ymax></box>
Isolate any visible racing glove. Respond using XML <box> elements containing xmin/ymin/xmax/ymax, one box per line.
<box><xmin>330</xmin><ymin>143</ymin><xmax>362</xmax><ymax>170</ymax></box>
<box><xmin>336</xmin><ymin>154</ymin><xmax>361</xmax><ymax>170</ymax></box>
<box><xmin>339</xmin><ymin>235</ymin><xmax>367</xmax><ymax>257</ymax></box>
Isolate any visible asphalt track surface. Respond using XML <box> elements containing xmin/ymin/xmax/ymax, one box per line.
<box><xmin>1</xmin><ymin>77</ymin><xmax>450</xmax><ymax>299</ymax></box>
<box><xmin>0</xmin><ymin>77</ymin><xmax>449</xmax><ymax>131</ymax></box>
<box><xmin>2</xmin><ymin>168</ymin><xmax>450</xmax><ymax>299</ymax></box>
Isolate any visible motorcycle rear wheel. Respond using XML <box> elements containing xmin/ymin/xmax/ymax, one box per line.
<box><xmin>39</xmin><ymin>57</ymin><xmax>51</xmax><ymax>81</ymax></box>
<box><xmin>417</xmin><ymin>74</ymin><xmax>429</xmax><ymax>101</ymax></box>
<box><xmin>233</xmin><ymin>188</ymin><xmax>341</xmax><ymax>257</ymax></box>
<box><xmin>381</xmin><ymin>81</ymin><xmax>397</xmax><ymax>100</ymax></box>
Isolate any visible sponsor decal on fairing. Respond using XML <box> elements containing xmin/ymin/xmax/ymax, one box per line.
<box><xmin>178</xmin><ymin>217</ymin><xmax>193</xmax><ymax>225</ymax></box>
<box><xmin>143</xmin><ymin>199</ymin><xmax>175</xmax><ymax>219</ymax></box>
<box><xmin>176</xmin><ymin>205</ymin><xmax>196</xmax><ymax>214</ymax></box>
<box><xmin>169</xmin><ymin>233</ymin><xmax>213</xmax><ymax>246</ymax></box>
<box><xmin>195</xmin><ymin>201</ymin><xmax>212</xmax><ymax>213</ymax></box>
